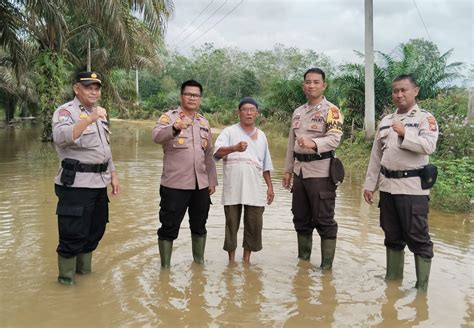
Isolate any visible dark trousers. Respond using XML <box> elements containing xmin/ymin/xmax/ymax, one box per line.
<box><xmin>292</xmin><ymin>175</ymin><xmax>338</xmax><ymax>239</ymax></box>
<box><xmin>55</xmin><ymin>184</ymin><xmax>109</xmax><ymax>258</ymax></box>
<box><xmin>379</xmin><ymin>191</ymin><xmax>433</xmax><ymax>258</ymax></box>
<box><xmin>158</xmin><ymin>185</ymin><xmax>211</xmax><ymax>240</ymax></box>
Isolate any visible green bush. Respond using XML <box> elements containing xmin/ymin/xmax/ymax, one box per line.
<box><xmin>431</xmin><ymin>158</ymin><xmax>473</xmax><ymax>212</ymax></box>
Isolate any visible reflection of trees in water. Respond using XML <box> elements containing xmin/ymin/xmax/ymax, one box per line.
<box><xmin>284</xmin><ymin>262</ymin><xmax>337</xmax><ymax>326</ymax></box>
<box><xmin>376</xmin><ymin>282</ymin><xmax>429</xmax><ymax>327</ymax></box>
<box><xmin>215</xmin><ymin>264</ymin><xmax>264</xmax><ymax>326</ymax></box>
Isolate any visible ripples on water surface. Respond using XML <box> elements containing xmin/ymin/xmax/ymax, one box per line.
<box><xmin>0</xmin><ymin>122</ymin><xmax>472</xmax><ymax>327</ymax></box>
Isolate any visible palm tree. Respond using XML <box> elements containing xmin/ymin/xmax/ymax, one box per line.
<box><xmin>1</xmin><ymin>0</ymin><xmax>174</xmax><ymax>139</ymax></box>
<box><xmin>335</xmin><ymin>39</ymin><xmax>464</xmax><ymax>131</ymax></box>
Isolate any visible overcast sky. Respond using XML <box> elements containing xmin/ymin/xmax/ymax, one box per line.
<box><xmin>164</xmin><ymin>0</ymin><xmax>473</xmax><ymax>82</ymax></box>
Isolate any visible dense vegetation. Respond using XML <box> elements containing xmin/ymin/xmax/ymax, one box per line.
<box><xmin>1</xmin><ymin>1</ymin><xmax>472</xmax><ymax>212</ymax></box>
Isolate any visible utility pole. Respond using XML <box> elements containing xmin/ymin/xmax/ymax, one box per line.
<box><xmin>135</xmin><ymin>68</ymin><xmax>140</xmax><ymax>106</ymax></box>
<box><xmin>364</xmin><ymin>0</ymin><xmax>375</xmax><ymax>140</ymax></box>
<box><xmin>468</xmin><ymin>87</ymin><xmax>474</xmax><ymax>125</ymax></box>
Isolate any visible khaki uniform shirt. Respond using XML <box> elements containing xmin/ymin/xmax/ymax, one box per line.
<box><xmin>52</xmin><ymin>97</ymin><xmax>115</xmax><ymax>188</ymax></box>
<box><xmin>284</xmin><ymin>98</ymin><xmax>344</xmax><ymax>178</ymax></box>
<box><xmin>152</xmin><ymin>107</ymin><xmax>218</xmax><ymax>190</ymax></box>
<box><xmin>364</xmin><ymin>104</ymin><xmax>438</xmax><ymax>195</ymax></box>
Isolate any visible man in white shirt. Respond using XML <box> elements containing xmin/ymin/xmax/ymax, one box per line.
<box><xmin>214</xmin><ymin>97</ymin><xmax>274</xmax><ymax>264</ymax></box>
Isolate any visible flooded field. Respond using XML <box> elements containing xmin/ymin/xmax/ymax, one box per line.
<box><xmin>0</xmin><ymin>121</ymin><xmax>472</xmax><ymax>327</ymax></box>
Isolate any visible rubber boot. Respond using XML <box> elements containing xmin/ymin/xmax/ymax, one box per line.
<box><xmin>158</xmin><ymin>239</ymin><xmax>173</xmax><ymax>269</ymax></box>
<box><xmin>58</xmin><ymin>255</ymin><xmax>76</xmax><ymax>285</ymax></box>
<box><xmin>385</xmin><ymin>248</ymin><xmax>405</xmax><ymax>281</ymax></box>
<box><xmin>320</xmin><ymin>238</ymin><xmax>336</xmax><ymax>270</ymax></box>
<box><xmin>297</xmin><ymin>233</ymin><xmax>312</xmax><ymax>261</ymax></box>
<box><xmin>191</xmin><ymin>234</ymin><xmax>206</xmax><ymax>264</ymax></box>
<box><xmin>76</xmin><ymin>252</ymin><xmax>92</xmax><ymax>274</ymax></box>
<box><xmin>414</xmin><ymin>255</ymin><xmax>431</xmax><ymax>293</ymax></box>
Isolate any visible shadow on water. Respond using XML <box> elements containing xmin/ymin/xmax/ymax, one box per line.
<box><xmin>0</xmin><ymin>121</ymin><xmax>472</xmax><ymax>327</ymax></box>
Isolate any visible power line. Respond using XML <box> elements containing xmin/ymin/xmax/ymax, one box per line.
<box><xmin>174</xmin><ymin>0</ymin><xmax>229</xmax><ymax>46</ymax></box>
<box><xmin>181</xmin><ymin>0</ymin><xmax>244</xmax><ymax>49</ymax></box>
<box><xmin>413</xmin><ymin>0</ymin><xmax>432</xmax><ymax>42</ymax></box>
<box><xmin>171</xmin><ymin>0</ymin><xmax>215</xmax><ymax>44</ymax></box>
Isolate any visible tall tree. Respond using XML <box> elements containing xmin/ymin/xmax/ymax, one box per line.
<box><xmin>1</xmin><ymin>0</ymin><xmax>174</xmax><ymax>139</ymax></box>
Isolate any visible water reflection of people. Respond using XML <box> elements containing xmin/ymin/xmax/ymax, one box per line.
<box><xmin>153</xmin><ymin>264</ymin><xmax>211</xmax><ymax>326</ymax></box>
<box><xmin>216</xmin><ymin>265</ymin><xmax>264</xmax><ymax>326</ymax></box>
<box><xmin>52</xmin><ymin>71</ymin><xmax>120</xmax><ymax>285</ymax></box>
<box><xmin>363</xmin><ymin>75</ymin><xmax>438</xmax><ymax>293</ymax></box>
<box><xmin>182</xmin><ymin>263</ymin><xmax>212</xmax><ymax>325</ymax></box>
<box><xmin>214</xmin><ymin>97</ymin><xmax>274</xmax><ymax>264</ymax></box>
<box><xmin>282</xmin><ymin>68</ymin><xmax>344</xmax><ymax>270</ymax></box>
<box><xmin>284</xmin><ymin>262</ymin><xmax>337</xmax><ymax>326</ymax></box>
<box><xmin>377</xmin><ymin>284</ymin><xmax>429</xmax><ymax>327</ymax></box>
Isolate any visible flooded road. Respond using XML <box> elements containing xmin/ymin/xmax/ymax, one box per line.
<box><xmin>0</xmin><ymin>121</ymin><xmax>472</xmax><ymax>327</ymax></box>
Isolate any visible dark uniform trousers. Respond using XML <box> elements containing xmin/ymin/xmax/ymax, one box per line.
<box><xmin>379</xmin><ymin>191</ymin><xmax>433</xmax><ymax>258</ymax></box>
<box><xmin>158</xmin><ymin>185</ymin><xmax>211</xmax><ymax>240</ymax></box>
<box><xmin>292</xmin><ymin>174</ymin><xmax>338</xmax><ymax>239</ymax></box>
<box><xmin>55</xmin><ymin>185</ymin><xmax>109</xmax><ymax>258</ymax></box>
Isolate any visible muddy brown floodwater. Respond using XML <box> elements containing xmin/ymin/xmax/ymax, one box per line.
<box><xmin>0</xmin><ymin>121</ymin><xmax>472</xmax><ymax>327</ymax></box>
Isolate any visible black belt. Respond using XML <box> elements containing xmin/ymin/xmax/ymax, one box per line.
<box><xmin>294</xmin><ymin>151</ymin><xmax>334</xmax><ymax>162</ymax></box>
<box><xmin>61</xmin><ymin>160</ymin><xmax>109</xmax><ymax>173</ymax></box>
<box><xmin>380</xmin><ymin>166</ymin><xmax>421</xmax><ymax>179</ymax></box>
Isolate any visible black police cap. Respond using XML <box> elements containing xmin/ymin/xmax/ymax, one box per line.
<box><xmin>75</xmin><ymin>71</ymin><xmax>102</xmax><ymax>86</ymax></box>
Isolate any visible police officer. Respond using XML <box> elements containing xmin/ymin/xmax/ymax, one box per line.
<box><xmin>363</xmin><ymin>74</ymin><xmax>438</xmax><ymax>293</ymax></box>
<box><xmin>152</xmin><ymin>80</ymin><xmax>217</xmax><ymax>268</ymax></box>
<box><xmin>52</xmin><ymin>71</ymin><xmax>120</xmax><ymax>285</ymax></box>
<box><xmin>283</xmin><ymin>68</ymin><xmax>344</xmax><ymax>270</ymax></box>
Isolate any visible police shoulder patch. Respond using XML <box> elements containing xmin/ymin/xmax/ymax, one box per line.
<box><xmin>427</xmin><ymin>116</ymin><xmax>437</xmax><ymax>132</ymax></box>
<box><xmin>58</xmin><ymin>108</ymin><xmax>72</xmax><ymax>122</ymax></box>
<box><xmin>326</xmin><ymin>106</ymin><xmax>343</xmax><ymax>133</ymax></box>
<box><xmin>158</xmin><ymin>114</ymin><xmax>170</xmax><ymax>124</ymax></box>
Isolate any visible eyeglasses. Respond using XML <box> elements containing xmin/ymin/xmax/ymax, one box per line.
<box><xmin>239</xmin><ymin>108</ymin><xmax>257</xmax><ymax>113</ymax></box>
<box><xmin>182</xmin><ymin>92</ymin><xmax>202</xmax><ymax>99</ymax></box>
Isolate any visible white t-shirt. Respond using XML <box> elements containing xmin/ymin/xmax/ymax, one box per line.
<box><xmin>214</xmin><ymin>124</ymin><xmax>273</xmax><ymax>206</ymax></box>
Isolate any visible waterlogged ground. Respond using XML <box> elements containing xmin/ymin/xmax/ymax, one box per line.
<box><xmin>0</xmin><ymin>121</ymin><xmax>472</xmax><ymax>327</ymax></box>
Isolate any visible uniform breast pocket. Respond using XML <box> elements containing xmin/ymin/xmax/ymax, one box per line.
<box><xmin>377</xmin><ymin>128</ymin><xmax>390</xmax><ymax>147</ymax></box>
<box><xmin>173</xmin><ymin>136</ymin><xmax>188</xmax><ymax>148</ymax></box>
<box><xmin>200</xmin><ymin>130</ymin><xmax>209</xmax><ymax>150</ymax></box>
<box><xmin>80</xmin><ymin>130</ymin><xmax>100</xmax><ymax>148</ymax></box>
<box><xmin>308</xmin><ymin>123</ymin><xmax>324</xmax><ymax>133</ymax></box>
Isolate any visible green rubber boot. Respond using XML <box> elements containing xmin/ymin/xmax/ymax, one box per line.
<box><xmin>158</xmin><ymin>239</ymin><xmax>173</xmax><ymax>269</ymax></box>
<box><xmin>415</xmin><ymin>255</ymin><xmax>432</xmax><ymax>293</ymax></box>
<box><xmin>320</xmin><ymin>238</ymin><xmax>337</xmax><ymax>270</ymax></box>
<box><xmin>58</xmin><ymin>255</ymin><xmax>76</xmax><ymax>285</ymax></box>
<box><xmin>191</xmin><ymin>234</ymin><xmax>206</xmax><ymax>264</ymax></box>
<box><xmin>297</xmin><ymin>233</ymin><xmax>312</xmax><ymax>261</ymax></box>
<box><xmin>76</xmin><ymin>252</ymin><xmax>92</xmax><ymax>274</ymax></box>
<box><xmin>385</xmin><ymin>248</ymin><xmax>405</xmax><ymax>281</ymax></box>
